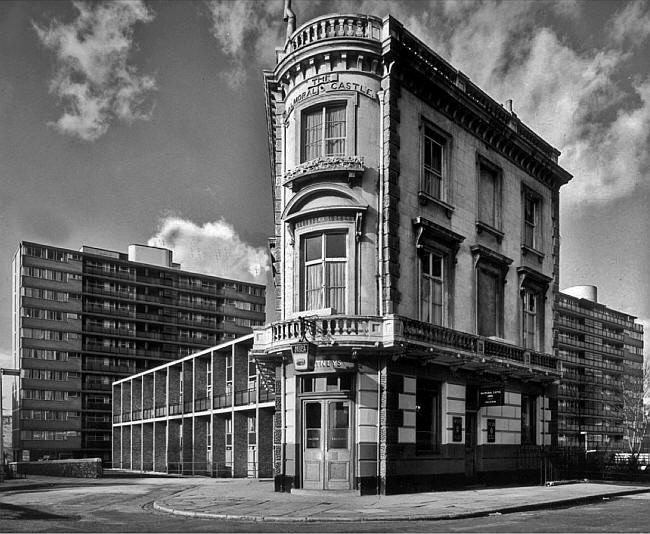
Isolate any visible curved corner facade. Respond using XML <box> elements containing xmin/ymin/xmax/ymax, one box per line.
<box><xmin>253</xmin><ymin>14</ymin><xmax>572</xmax><ymax>494</ymax></box>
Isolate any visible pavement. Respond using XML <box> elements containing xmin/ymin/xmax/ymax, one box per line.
<box><xmin>1</xmin><ymin>474</ymin><xmax>650</xmax><ymax>522</ymax></box>
<box><xmin>152</xmin><ymin>478</ymin><xmax>650</xmax><ymax>522</ymax></box>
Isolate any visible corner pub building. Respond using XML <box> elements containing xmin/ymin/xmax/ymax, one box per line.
<box><xmin>251</xmin><ymin>11</ymin><xmax>572</xmax><ymax>495</ymax></box>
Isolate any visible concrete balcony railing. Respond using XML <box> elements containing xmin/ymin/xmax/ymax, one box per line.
<box><xmin>284</xmin><ymin>14</ymin><xmax>382</xmax><ymax>54</ymax></box>
<box><xmin>253</xmin><ymin>314</ymin><xmax>560</xmax><ymax>379</ymax></box>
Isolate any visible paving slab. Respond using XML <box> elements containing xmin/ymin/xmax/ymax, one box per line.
<box><xmin>152</xmin><ymin>479</ymin><xmax>650</xmax><ymax>522</ymax></box>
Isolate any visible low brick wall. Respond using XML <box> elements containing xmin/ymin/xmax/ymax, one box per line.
<box><xmin>10</xmin><ymin>458</ymin><xmax>103</xmax><ymax>478</ymax></box>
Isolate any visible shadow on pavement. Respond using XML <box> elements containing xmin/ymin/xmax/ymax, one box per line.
<box><xmin>0</xmin><ymin>501</ymin><xmax>75</xmax><ymax>521</ymax></box>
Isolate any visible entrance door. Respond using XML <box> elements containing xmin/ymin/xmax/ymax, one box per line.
<box><xmin>465</xmin><ymin>411</ymin><xmax>477</xmax><ymax>479</ymax></box>
<box><xmin>302</xmin><ymin>399</ymin><xmax>352</xmax><ymax>490</ymax></box>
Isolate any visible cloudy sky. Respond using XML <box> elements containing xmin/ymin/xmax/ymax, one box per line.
<box><xmin>1</xmin><ymin>0</ymin><xmax>648</xmax><ymax>385</ymax></box>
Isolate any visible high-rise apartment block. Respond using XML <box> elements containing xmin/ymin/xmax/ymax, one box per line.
<box><xmin>555</xmin><ymin>285</ymin><xmax>644</xmax><ymax>450</ymax></box>
<box><xmin>12</xmin><ymin>241</ymin><xmax>265</xmax><ymax>464</ymax></box>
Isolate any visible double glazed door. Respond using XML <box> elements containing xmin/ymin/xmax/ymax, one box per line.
<box><xmin>302</xmin><ymin>399</ymin><xmax>352</xmax><ymax>490</ymax></box>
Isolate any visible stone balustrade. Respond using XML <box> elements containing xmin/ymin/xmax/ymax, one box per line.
<box><xmin>253</xmin><ymin>314</ymin><xmax>560</xmax><ymax>376</ymax></box>
<box><xmin>285</xmin><ymin>14</ymin><xmax>382</xmax><ymax>53</ymax></box>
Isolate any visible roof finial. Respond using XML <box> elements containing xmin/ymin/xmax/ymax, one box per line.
<box><xmin>284</xmin><ymin>0</ymin><xmax>296</xmax><ymax>43</ymax></box>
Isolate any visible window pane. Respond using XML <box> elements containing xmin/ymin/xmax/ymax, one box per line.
<box><xmin>305</xmin><ymin>264</ymin><xmax>323</xmax><ymax>310</ymax></box>
<box><xmin>477</xmin><ymin>268</ymin><xmax>499</xmax><ymax>336</ymax></box>
<box><xmin>430</xmin><ymin>255</ymin><xmax>442</xmax><ymax>278</ymax></box>
<box><xmin>325</xmin><ymin>261</ymin><xmax>345</xmax><ymax>311</ymax></box>
<box><xmin>423</xmin><ymin>129</ymin><xmax>443</xmax><ymax>198</ymax></box>
<box><xmin>479</xmin><ymin>165</ymin><xmax>497</xmax><ymax>226</ymax></box>
<box><xmin>420</xmin><ymin>276</ymin><xmax>431</xmax><ymax>323</ymax></box>
<box><xmin>420</xmin><ymin>252</ymin><xmax>443</xmax><ymax>326</ymax></box>
<box><xmin>424</xmin><ymin>133</ymin><xmax>442</xmax><ymax>173</ymax></box>
<box><xmin>325</xmin><ymin>233</ymin><xmax>346</xmax><ymax>258</ymax></box>
<box><xmin>303</xmin><ymin>108</ymin><xmax>323</xmax><ymax>160</ymax></box>
<box><xmin>306</xmin><ymin>402</ymin><xmax>321</xmax><ymax>428</ymax></box>
<box><xmin>304</xmin><ymin>235</ymin><xmax>322</xmax><ymax>262</ymax></box>
<box><xmin>325</xmin><ymin>106</ymin><xmax>346</xmax><ymax>157</ymax></box>
<box><xmin>328</xmin><ymin>402</ymin><xmax>349</xmax><ymax>449</ymax></box>
<box><xmin>432</xmin><ymin>280</ymin><xmax>443</xmax><ymax>325</ymax></box>
<box><xmin>306</xmin><ymin>402</ymin><xmax>322</xmax><ymax>449</ymax></box>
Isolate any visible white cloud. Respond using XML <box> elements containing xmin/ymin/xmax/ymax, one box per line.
<box><xmin>205</xmin><ymin>0</ymin><xmax>284</xmax><ymax>89</ymax></box>
<box><xmin>609</xmin><ymin>0</ymin><xmax>650</xmax><ymax>48</ymax></box>
<box><xmin>33</xmin><ymin>1</ymin><xmax>156</xmax><ymax>141</ymax></box>
<box><xmin>389</xmin><ymin>0</ymin><xmax>650</xmax><ymax>205</ymax></box>
<box><xmin>147</xmin><ymin>216</ymin><xmax>269</xmax><ymax>284</ymax></box>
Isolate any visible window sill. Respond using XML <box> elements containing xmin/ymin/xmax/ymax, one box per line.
<box><xmin>521</xmin><ymin>244</ymin><xmax>545</xmax><ymax>263</ymax></box>
<box><xmin>475</xmin><ymin>221</ymin><xmax>504</xmax><ymax>243</ymax></box>
<box><xmin>418</xmin><ymin>191</ymin><xmax>454</xmax><ymax>218</ymax></box>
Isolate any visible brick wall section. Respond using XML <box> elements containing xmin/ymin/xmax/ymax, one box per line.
<box><xmin>142</xmin><ymin>375</ymin><xmax>153</xmax><ymax>411</ymax></box>
<box><xmin>233</xmin><ymin>344</ymin><xmax>249</xmax><ymax>392</ymax></box>
<box><xmin>213</xmin><ymin>350</ymin><xmax>227</xmax><ymax>396</ymax></box>
<box><xmin>194</xmin><ymin>356</ymin><xmax>208</xmax><ymax>400</ymax></box>
<box><xmin>168</xmin><ymin>367</ymin><xmax>180</xmax><ymax>405</ymax></box>
<box><xmin>112</xmin><ymin>427</ymin><xmax>121</xmax><ymax>468</ymax></box>
<box><xmin>112</xmin><ymin>385</ymin><xmax>121</xmax><ymax>420</ymax></box>
<box><xmin>13</xmin><ymin>458</ymin><xmax>102</xmax><ymax>478</ymax></box>
<box><xmin>193</xmin><ymin>415</ymin><xmax>208</xmax><ymax>474</ymax></box>
<box><xmin>122</xmin><ymin>427</ymin><xmax>131</xmax><ymax>469</ymax></box>
<box><xmin>167</xmin><ymin>420</ymin><xmax>180</xmax><ymax>469</ymax></box>
<box><xmin>142</xmin><ymin>423</ymin><xmax>153</xmax><ymax>470</ymax></box>
<box><xmin>182</xmin><ymin>418</ymin><xmax>193</xmax><ymax>474</ymax></box>
<box><xmin>182</xmin><ymin>360</ymin><xmax>193</xmax><ymax>407</ymax></box>
<box><xmin>258</xmin><ymin>408</ymin><xmax>274</xmax><ymax>478</ymax></box>
<box><xmin>233</xmin><ymin>412</ymin><xmax>248</xmax><ymax>477</ymax></box>
<box><xmin>154</xmin><ymin>421</ymin><xmax>166</xmax><ymax>472</ymax></box>
<box><xmin>154</xmin><ymin>371</ymin><xmax>166</xmax><ymax>410</ymax></box>
<box><xmin>122</xmin><ymin>383</ymin><xmax>132</xmax><ymax>420</ymax></box>
<box><xmin>212</xmin><ymin>414</ymin><xmax>228</xmax><ymax>476</ymax></box>
<box><xmin>131</xmin><ymin>424</ymin><xmax>142</xmax><ymax>470</ymax></box>
<box><xmin>132</xmin><ymin>379</ymin><xmax>142</xmax><ymax>412</ymax></box>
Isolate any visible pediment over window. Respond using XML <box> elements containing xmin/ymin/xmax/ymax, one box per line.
<box><xmin>470</xmin><ymin>244</ymin><xmax>513</xmax><ymax>278</ymax></box>
<box><xmin>517</xmin><ymin>266</ymin><xmax>552</xmax><ymax>294</ymax></box>
<box><xmin>283</xmin><ymin>183</ymin><xmax>367</xmax><ymax>244</ymax></box>
<box><xmin>412</xmin><ymin>217</ymin><xmax>465</xmax><ymax>257</ymax></box>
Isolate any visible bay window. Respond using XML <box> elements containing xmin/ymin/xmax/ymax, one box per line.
<box><xmin>301</xmin><ymin>231</ymin><xmax>347</xmax><ymax>312</ymax></box>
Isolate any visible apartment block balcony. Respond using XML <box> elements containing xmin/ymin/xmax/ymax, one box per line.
<box><xmin>252</xmin><ymin>314</ymin><xmax>560</xmax><ymax>382</ymax></box>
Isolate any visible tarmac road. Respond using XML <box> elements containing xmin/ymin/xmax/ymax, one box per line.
<box><xmin>2</xmin><ymin>477</ymin><xmax>650</xmax><ymax>532</ymax></box>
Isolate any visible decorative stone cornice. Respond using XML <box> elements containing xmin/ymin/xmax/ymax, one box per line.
<box><xmin>283</xmin><ymin>156</ymin><xmax>365</xmax><ymax>189</ymax></box>
<box><xmin>383</xmin><ymin>16</ymin><xmax>572</xmax><ymax>191</ymax></box>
